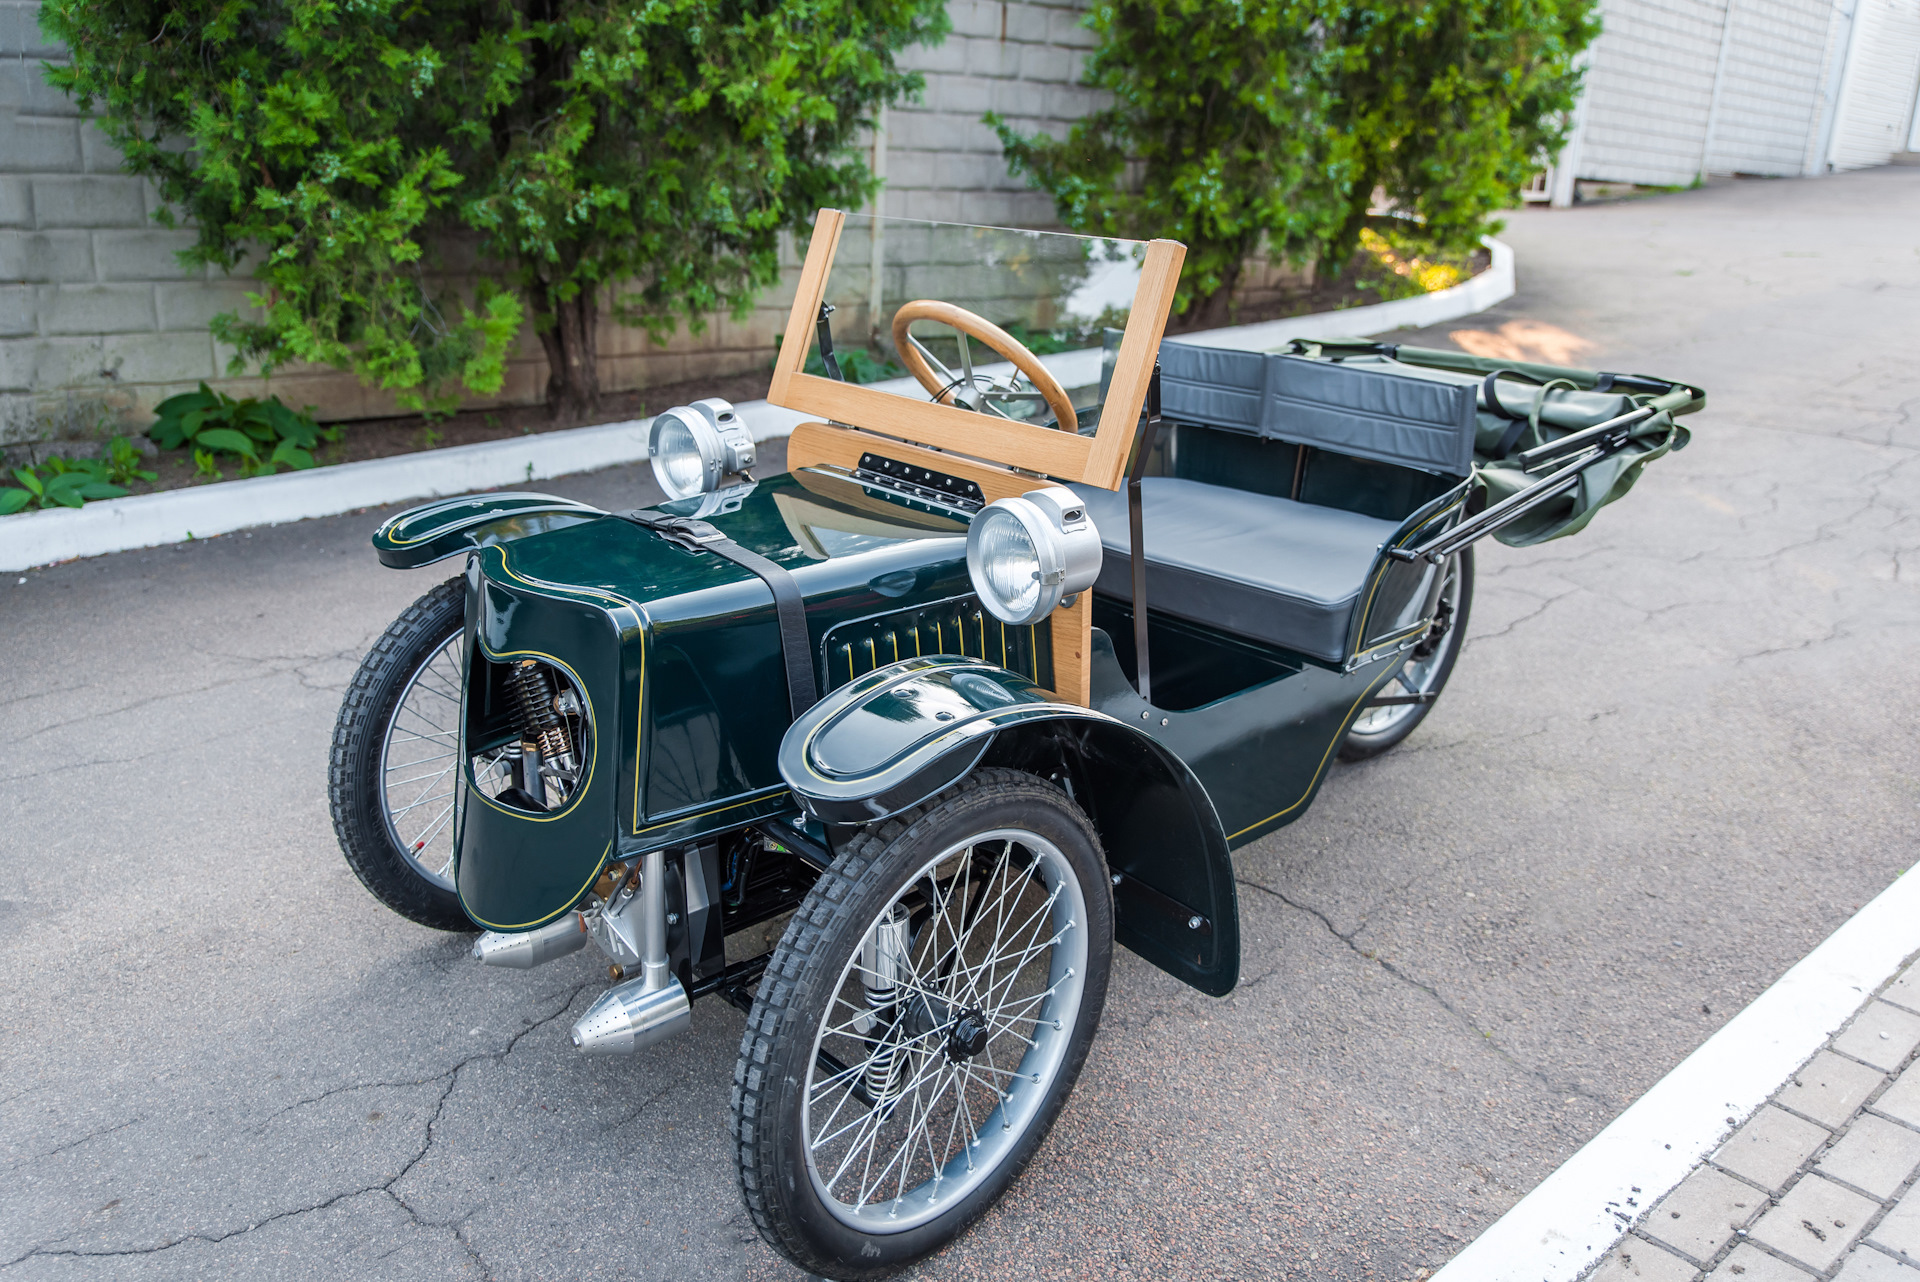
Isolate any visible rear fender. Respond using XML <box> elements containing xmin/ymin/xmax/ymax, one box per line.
<box><xmin>372</xmin><ymin>493</ymin><xmax>604</xmax><ymax>569</ymax></box>
<box><xmin>778</xmin><ymin>655</ymin><xmax>1240</xmax><ymax>995</ymax></box>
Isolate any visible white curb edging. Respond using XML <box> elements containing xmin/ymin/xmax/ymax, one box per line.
<box><xmin>0</xmin><ymin>400</ymin><xmax>808</xmax><ymax>573</ymax></box>
<box><xmin>0</xmin><ymin>237</ymin><xmax>1512</xmax><ymax>573</ymax></box>
<box><xmin>1432</xmin><ymin>862</ymin><xmax>1920</xmax><ymax>1282</ymax></box>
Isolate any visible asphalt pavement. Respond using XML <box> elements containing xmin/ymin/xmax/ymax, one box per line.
<box><xmin>4</xmin><ymin>168</ymin><xmax>1918</xmax><ymax>1281</ymax></box>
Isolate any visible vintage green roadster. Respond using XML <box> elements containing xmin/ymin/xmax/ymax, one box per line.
<box><xmin>328</xmin><ymin>211</ymin><xmax>1703</xmax><ymax>1278</ymax></box>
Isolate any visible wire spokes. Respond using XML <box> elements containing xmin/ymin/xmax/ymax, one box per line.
<box><xmin>801</xmin><ymin>827</ymin><xmax>1089</xmax><ymax>1233</ymax></box>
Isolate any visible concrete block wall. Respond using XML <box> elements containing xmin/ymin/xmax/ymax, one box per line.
<box><xmin>0</xmin><ymin>0</ymin><xmax>1097</xmax><ymax>450</ymax></box>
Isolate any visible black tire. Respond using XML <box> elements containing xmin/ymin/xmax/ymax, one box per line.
<box><xmin>732</xmin><ymin>769</ymin><xmax>1114</xmax><ymax>1280</ymax></box>
<box><xmin>328</xmin><ymin>576</ymin><xmax>474</xmax><ymax>931</ymax></box>
<box><xmin>1340</xmin><ymin>547</ymin><xmax>1475</xmax><ymax>762</ymax></box>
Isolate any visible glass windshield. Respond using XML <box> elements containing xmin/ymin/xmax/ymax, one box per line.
<box><xmin>806</xmin><ymin>215</ymin><xmax>1148</xmax><ymax>436</ymax></box>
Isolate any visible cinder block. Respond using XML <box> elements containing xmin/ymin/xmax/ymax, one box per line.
<box><xmin>1587</xmin><ymin>1238</ymin><xmax>1698</xmax><ymax>1281</ymax></box>
<box><xmin>93</xmin><ymin>229</ymin><xmax>202</xmax><ymax>281</ymax></box>
<box><xmin>991</xmin><ymin>77</ymin><xmax>1051</xmax><ymax>119</ymax></box>
<box><xmin>1714</xmin><ymin>1105</ymin><xmax>1831</xmax><ymax>1193</ymax></box>
<box><xmin>0</xmin><ymin>61</ymin><xmax>78</xmax><ymax>116</ymax></box>
<box><xmin>0</xmin><ymin>229</ymin><xmax>92</xmax><ymax>282</ymax></box>
<box><xmin>1642</xmin><ymin>1166</ymin><xmax>1765</xmax><ymax>1265</ymax></box>
<box><xmin>31</xmin><ymin>176</ymin><xmax>146</xmax><ymax>229</ymax></box>
<box><xmin>1</xmin><ymin>3</ymin><xmax>65</xmax><ymax>58</ymax></box>
<box><xmin>1832</xmin><ymin>1001</ymin><xmax>1920</xmax><ymax>1072</ymax></box>
<box><xmin>0</xmin><ymin>112</ymin><xmax>82</xmax><ymax>171</ymax></box>
<box><xmin>1047</xmin><ymin>6</ymin><xmax>1098</xmax><ymax>47</ymax></box>
<box><xmin>935</xmin><ymin>75</ymin><xmax>993</xmax><ymax>117</ymax></box>
<box><xmin>0</xmin><ymin>284</ymin><xmax>32</xmax><ymax>337</ymax></box>
<box><xmin>902</xmin><ymin>37</ymin><xmax>969</xmax><ymax>76</ymax></box>
<box><xmin>1749</xmin><ymin>1175</ymin><xmax>1879</xmax><ymax>1272</ymax></box>
<box><xmin>1816</xmin><ymin>1114</ymin><xmax>1920</xmax><ymax>1198</ymax></box>
<box><xmin>154</xmin><ymin>280</ymin><xmax>258</xmax><ymax>331</ymax></box>
<box><xmin>40</xmin><ymin>283</ymin><xmax>156</xmax><ymax>334</ymax></box>
<box><xmin>0</xmin><ymin>176</ymin><xmax>30</xmax><ymax>227</ymax></box>
<box><xmin>1004</xmin><ymin>3</ymin><xmax>1051</xmax><ymax>43</ymax></box>
<box><xmin>884</xmin><ymin>149</ymin><xmax>939</xmax><ymax>191</ymax></box>
<box><xmin>1045</xmin><ymin>82</ymin><xmax>1101</xmax><ymax>124</ymax></box>
<box><xmin>965</xmin><ymin>38</ymin><xmax>1022</xmax><ymax>78</ymax></box>
<box><xmin>946</xmin><ymin>0</ymin><xmax>1002</xmax><ymax>39</ymax></box>
<box><xmin>81</xmin><ymin>119</ymin><xmax>137</xmax><ymax>174</ymax></box>
<box><xmin>1779</xmin><ymin>1052</ymin><xmax>1887</xmax><ymax>1128</ymax></box>
<box><xmin>92</xmin><ymin>330</ymin><xmax>217</xmax><ymax>383</ymax></box>
<box><xmin>1020</xmin><ymin>44</ymin><xmax>1074</xmax><ymax>84</ymax></box>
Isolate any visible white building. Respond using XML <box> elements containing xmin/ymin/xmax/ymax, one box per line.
<box><xmin>1549</xmin><ymin>0</ymin><xmax>1920</xmax><ymax>200</ymax></box>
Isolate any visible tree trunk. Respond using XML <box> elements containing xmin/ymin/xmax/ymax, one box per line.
<box><xmin>536</xmin><ymin>282</ymin><xmax>600</xmax><ymax>421</ymax></box>
<box><xmin>1320</xmin><ymin>166</ymin><xmax>1379</xmax><ymax>283</ymax></box>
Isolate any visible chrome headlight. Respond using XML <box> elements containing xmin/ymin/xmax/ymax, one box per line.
<box><xmin>966</xmin><ymin>487</ymin><xmax>1103</xmax><ymax>626</ymax></box>
<box><xmin>649</xmin><ymin>398</ymin><xmax>756</xmax><ymax>500</ymax></box>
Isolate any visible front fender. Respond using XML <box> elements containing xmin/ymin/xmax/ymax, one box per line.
<box><xmin>779</xmin><ymin>655</ymin><xmax>1240</xmax><ymax>996</ymax></box>
<box><xmin>372</xmin><ymin>493</ymin><xmax>604</xmax><ymax>569</ymax></box>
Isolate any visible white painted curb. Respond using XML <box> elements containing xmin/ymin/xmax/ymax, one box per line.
<box><xmin>0</xmin><ymin>237</ymin><xmax>1512</xmax><ymax>573</ymax></box>
<box><xmin>1432</xmin><ymin>862</ymin><xmax>1920</xmax><ymax>1282</ymax></box>
<box><xmin>0</xmin><ymin>400</ymin><xmax>808</xmax><ymax>573</ymax></box>
<box><xmin>1173</xmin><ymin>234</ymin><xmax>1515</xmax><ymax>352</ymax></box>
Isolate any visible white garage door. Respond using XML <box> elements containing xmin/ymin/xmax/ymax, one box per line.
<box><xmin>1829</xmin><ymin>0</ymin><xmax>1920</xmax><ymax>167</ymax></box>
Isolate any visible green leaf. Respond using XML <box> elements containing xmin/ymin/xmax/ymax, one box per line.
<box><xmin>13</xmin><ymin>467</ymin><xmax>43</xmax><ymax>497</ymax></box>
<box><xmin>0</xmin><ymin>487</ymin><xmax>31</xmax><ymax>515</ymax></box>
<box><xmin>50</xmin><ymin>487</ymin><xmax>85</xmax><ymax>508</ymax></box>
<box><xmin>75</xmin><ymin>481</ymin><xmax>129</xmax><ymax>500</ymax></box>
<box><xmin>153</xmin><ymin>389</ymin><xmax>218</xmax><ymax>418</ymax></box>
<box><xmin>269</xmin><ymin>439</ymin><xmax>316</xmax><ymax>469</ymax></box>
<box><xmin>195</xmin><ymin>427</ymin><xmax>259</xmax><ymax>458</ymax></box>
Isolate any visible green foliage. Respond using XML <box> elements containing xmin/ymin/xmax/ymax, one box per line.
<box><xmin>42</xmin><ymin>0</ymin><xmax>948</xmax><ymax>415</ymax></box>
<box><xmin>150</xmin><ymin>384</ymin><xmax>340</xmax><ymax>477</ymax></box>
<box><xmin>802</xmin><ymin>347</ymin><xmax>904</xmax><ymax>383</ymax></box>
<box><xmin>1321</xmin><ymin>0</ymin><xmax>1598</xmax><ymax>268</ymax></box>
<box><xmin>0</xmin><ymin>437</ymin><xmax>157</xmax><ymax>514</ymax></box>
<box><xmin>992</xmin><ymin>0</ymin><xmax>1594</xmax><ymax>321</ymax></box>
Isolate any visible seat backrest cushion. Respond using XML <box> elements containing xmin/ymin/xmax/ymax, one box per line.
<box><xmin>1162</xmin><ymin>342</ymin><xmax>1477</xmax><ymax>477</ymax></box>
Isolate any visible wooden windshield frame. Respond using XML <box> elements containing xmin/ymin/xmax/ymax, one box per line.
<box><xmin>768</xmin><ymin>208</ymin><xmax>1187</xmax><ymax>492</ymax></box>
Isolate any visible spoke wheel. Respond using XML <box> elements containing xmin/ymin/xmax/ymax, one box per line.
<box><xmin>732</xmin><ymin>769</ymin><xmax>1113</xmax><ymax>1278</ymax></box>
<box><xmin>328</xmin><ymin>576</ymin><xmax>475</xmax><ymax>931</ymax></box>
<box><xmin>1341</xmin><ymin>548</ymin><xmax>1474</xmax><ymax>761</ymax></box>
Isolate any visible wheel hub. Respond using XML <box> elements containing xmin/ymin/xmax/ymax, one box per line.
<box><xmin>945</xmin><ymin>1008</ymin><xmax>991</xmax><ymax>1062</ymax></box>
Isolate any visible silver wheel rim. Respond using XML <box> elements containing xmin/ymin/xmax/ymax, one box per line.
<box><xmin>801</xmin><ymin>827</ymin><xmax>1089</xmax><ymax>1234</ymax></box>
<box><xmin>1350</xmin><ymin>554</ymin><xmax>1464</xmax><ymax>739</ymax></box>
<box><xmin>378</xmin><ymin>630</ymin><xmax>464</xmax><ymax>890</ymax></box>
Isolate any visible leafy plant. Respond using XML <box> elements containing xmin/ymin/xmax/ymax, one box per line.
<box><xmin>992</xmin><ymin>0</ymin><xmax>1594</xmax><ymax>322</ymax></box>
<box><xmin>149</xmin><ymin>384</ymin><xmax>340</xmax><ymax>477</ymax></box>
<box><xmin>1354</xmin><ymin>225</ymin><xmax>1470</xmax><ymax>300</ymax></box>
<box><xmin>0</xmin><ymin>438</ymin><xmax>159</xmax><ymax>514</ymax></box>
<box><xmin>43</xmin><ymin>0</ymin><xmax>949</xmax><ymax>419</ymax></box>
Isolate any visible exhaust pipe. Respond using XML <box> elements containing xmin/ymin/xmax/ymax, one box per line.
<box><xmin>472</xmin><ymin>913</ymin><xmax>589</xmax><ymax>969</ymax></box>
<box><xmin>571</xmin><ymin>849</ymin><xmax>690</xmax><ymax>1054</ymax></box>
<box><xmin>570</xmin><ymin>973</ymin><xmax>691</xmax><ymax>1055</ymax></box>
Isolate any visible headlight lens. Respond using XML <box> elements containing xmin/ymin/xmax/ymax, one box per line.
<box><xmin>651</xmin><ymin>414</ymin><xmax>709</xmax><ymax>499</ymax></box>
<box><xmin>649</xmin><ymin>399</ymin><xmax>754</xmax><ymax>501</ymax></box>
<box><xmin>972</xmin><ymin>509</ymin><xmax>1042</xmax><ymax>621</ymax></box>
<box><xmin>966</xmin><ymin>487</ymin><xmax>1103</xmax><ymax>627</ymax></box>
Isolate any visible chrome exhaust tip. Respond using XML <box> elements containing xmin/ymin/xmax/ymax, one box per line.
<box><xmin>471</xmin><ymin>914</ymin><xmax>589</xmax><ymax>970</ymax></box>
<box><xmin>570</xmin><ymin>973</ymin><xmax>691</xmax><ymax>1055</ymax></box>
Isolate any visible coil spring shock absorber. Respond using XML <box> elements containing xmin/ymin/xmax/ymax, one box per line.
<box><xmin>859</xmin><ymin>906</ymin><xmax>912</xmax><ymax>1108</ymax></box>
<box><xmin>507</xmin><ymin>660</ymin><xmax>573</xmax><ymax>762</ymax></box>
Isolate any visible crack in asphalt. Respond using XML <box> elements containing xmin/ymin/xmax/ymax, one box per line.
<box><xmin>1</xmin><ymin>982</ymin><xmax>592</xmax><ymax>1273</ymax></box>
<box><xmin>1235</xmin><ymin>877</ymin><xmax>1610</xmax><ymax>1110</ymax></box>
<box><xmin>1</xmin><ymin>1118</ymin><xmax>142</xmax><ymax>1175</ymax></box>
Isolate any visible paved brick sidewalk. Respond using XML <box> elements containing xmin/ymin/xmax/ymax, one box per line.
<box><xmin>1596</xmin><ymin>958</ymin><xmax>1920</xmax><ymax>1281</ymax></box>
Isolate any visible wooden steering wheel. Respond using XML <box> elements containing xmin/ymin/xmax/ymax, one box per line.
<box><xmin>891</xmin><ymin>300</ymin><xmax>1080</xmax><ymax>433</ymax></box>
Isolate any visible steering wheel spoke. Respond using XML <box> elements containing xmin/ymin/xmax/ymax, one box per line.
<box><xmin>891</xmin><ymin>300</ymin><xmax>1079</xmax><ymax>433</ymax></box>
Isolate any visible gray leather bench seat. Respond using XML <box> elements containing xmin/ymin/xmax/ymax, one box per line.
<box><xmin>1068</xmin><ymin>478</ymin><xmax>1400</xmax><ymax>663</ymax></box>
